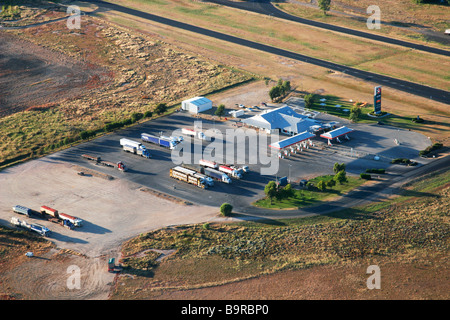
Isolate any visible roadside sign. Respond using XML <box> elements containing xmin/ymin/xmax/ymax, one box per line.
<box><xmin>374</xmin><ymin>86</ymin><xmax>382</xmax><ymax>114</ymax></box>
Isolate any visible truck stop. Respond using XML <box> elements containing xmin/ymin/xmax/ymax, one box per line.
<box><xmin>269</xmin><ymin>131</ymin><xmax>316</xmax><ymax>158</ymax></box>
<box><xmin>320</xmin><ymin>126</ymin><xmax>354</xmax><ymax>145</ymax></box>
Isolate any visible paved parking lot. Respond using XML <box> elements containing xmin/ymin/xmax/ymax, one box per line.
<box><xmin>47</xmin><ymin>107</ymin><xmax>430</xmax><ymax>213</ymax></box>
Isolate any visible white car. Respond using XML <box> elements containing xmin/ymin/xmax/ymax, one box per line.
<box><xmin>238</xmin><ymin>104</ymin><xmax>245</xmax><ymax>108</ymax></box>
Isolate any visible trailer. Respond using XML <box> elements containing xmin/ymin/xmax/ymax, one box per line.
<box><xmin>59</xmin><ymin>213</ymin><xmax>83</xmax><ymax>227</ymax></box>
<box><xmin>141</xmin><ymin>133</ymin><xmax>178</xmax><ymax>149</ymax></box>
<box><xmin>81</xmin><ymin>154</ymin><xmax>127</xmax><ymax>171</ymax></box>
<box><xmin>12</xmin><ymin>205</ymin><xmax>32</xmax><ymax>217</ymax></box>
<box><xmin>181</xmin><ymin>164</ymin><xmax>214</xmax><ymax>187</ymax></box>
<box><xmin>11</xmin><ymin>217</ymin><xmax>51</xmax><ymax>237</ymax></box>
<box><xmin>204</xmin><ymin>167</ymin><xmax>232</xmax><ymax>184</ymax></box>
<box><xmin>40</xmin><ymin>205</ymin><xmax>58</xmax><ymax>217</ymax></box>
<box><xmin>170</xmin><ymin>166</ymin><xmax>207</xmax><ymax>188</ymax></box>
<box><xmin>120</xmin><ymin>138</ymin><xmax>150</xmax><ymax>158</ymax></box>
<box><xmin>39</xmin><ymin>206</ymin><xmax>78</xmax><ymax>229</ymax></box>
<box><xmin>182</xmin><ymin>128</ymin><xmax>196</xmax><ymax>137</ymax></box>
<box><xmin>199</xmin><ymin>159</ymin><xmax>218</xmax><ymax>169</ymax></box>
<box><xmin>219</xmin><ymin>165</ymin><xmax>242</xmax><ymax>179</ymax></box>
<box><xmin>81</xmin><ymin>154</ymin><xmax>101</xmax><ymax>163</ymax></box>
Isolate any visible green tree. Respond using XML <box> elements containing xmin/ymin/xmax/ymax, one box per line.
<box><xmin>304</xmin><ymin>93</ymin><xmax>315</xmax><ymax>108</ymax></box>
<box><xmin>264</xmin><ymin>181</ymin><xmax>278</xmax><ymax>204</ymax></box>
<box><xmin>282</xmin><ymin>80</ymin><xmax>291</xmax><ymax>94</ymax></box>
<box><xmin>349</xmin><ymin>106</ymin><xmax>362</xmax><ymax>122</ymax></box>
<box><xmin>334</xmin><ymin>170</ymin><xmax>348</xmax><ymax>185</ymax></box>
<box><xmin>333</xmin><ymin>162</ymin><xmax>346</xmax><ymax>174</ymax></box>
<box><xmin>269</xmin><ymin>86</ymin><xmax>281</xmax><ymax>101</ymax></box>
<box><xmin>154</xmin><ymin>103</ymin><xmax>168</xmax><ymax>115</ymax></box>
<box><xmin>215</xmin><ymin>104</ymin><xmax>225</xmax><ymax>118</ymax></box>
<box><xmin>220</xmin><ymin>203</ymin><xmax>233</xmax><ymax>217</ymax></box>
<box><xmin>317</xmin><ymin>180</ymin><xmax>327</xmax><ymax>191</ymax></box>
<box><xmin>318</xmin><ymin>0</ymin><xmax>331</xmax><ymax>15</ymax></box>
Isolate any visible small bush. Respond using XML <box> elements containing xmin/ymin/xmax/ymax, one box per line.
<box><xmin>366</xmin><ymin>168</ymin><xmax>385</xmax><ymax>174</ymax></box>
<box><xmin>220</xmin><ymin>203</ymin><xmax>233</xmax><ymax>217</ymax></box>
<box><xmin>360</xmin><ymin>173</ymin><xmax>372</xmax><ymax>180</ymax></box>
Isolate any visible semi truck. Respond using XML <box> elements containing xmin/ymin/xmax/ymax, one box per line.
<box><xmin>199</xmin><ymin>159</ymin><xmax>218</xmax><ymax>169</ymax></box>
<box><xmin>181</xmin><ymin>128</ymin><xmax>212</xmax><ymax>141</ymax></box>
<box><xmin>40</xmin><ymin>205</ymin><xmax>82</xmax><ymax>229</ymax></box>
<box><xmin>10</xmin><ymin>217</ymin><xmax>51</xmax><ymax>237</ymax></box>
<box><xmin>141</xmin><ymin>133</ymin><xmax>178</xmax><ymax>149</ymax></box>
<box><xmin>170</xmin><ymin>166</ymin><xmax>208</xmax><ymax>188</ymax></box>
<box><xmin>181</xmin><ymin>164</ymin><xmax>214</xmax><ymax>187</ymax></box>
<box><xmin>204</xmin><ymin>167</ymin><xmax>232</xmax><ymax>184</ymax></box>
<box><xmin>218</xmin><ymin>165</ymin><xmax>242</xmax><ymax>179</ymax></box>
<box><xmin>120</xmin><ymin>138</ymin><xmax>150</xmax><ymax>158</ymax></box>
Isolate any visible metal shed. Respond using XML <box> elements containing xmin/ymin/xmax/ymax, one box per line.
<box><xmin>182</xmin><ymin>97</ymin><xmax>213</xmax><ymax>114</ymax></box>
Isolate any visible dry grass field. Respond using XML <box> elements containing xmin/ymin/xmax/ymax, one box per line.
<box><xmin>0</xmin><ymin>12</ymin><xmax>252</xmax><ymax>168</ymax></box>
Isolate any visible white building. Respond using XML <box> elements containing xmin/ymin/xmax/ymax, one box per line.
<box><xmin>182</xmin><ymin>97</ymin><xmax>213</xmax><ymax>114</ymax></box>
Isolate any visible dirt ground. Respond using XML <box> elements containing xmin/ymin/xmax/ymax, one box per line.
<box><xmin>0</xmin><ymin>159</ymin><xmax>223</xmax><ymax>299</ymax></box>
<box><xmin>0</xmin><ymin>31</ymin><xmax>111</xmax><ymax>118</ymax></box>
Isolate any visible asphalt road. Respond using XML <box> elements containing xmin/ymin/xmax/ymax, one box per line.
<box><xmin>90</xmin><ymin>0</ymin><xmax>450</xmax><ymax>105</ymax></box>
<box><xmin>207</xmin><ymin>0</ymin><xmax>450</xmax><ymax>57</ymax></box>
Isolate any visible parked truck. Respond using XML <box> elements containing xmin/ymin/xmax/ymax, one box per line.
<box><xmin>141</xmin><ymin>133</ymin><xmax>178</xmax><ymax>149</ymax></box>
<box><xmin>181</xmin><ymin>128</ymin><xmax>211</xmax><ymax>141</ymax></box>
<box><xmin>219</xmin><ymin>165</ymin><xmax>242</xmax><ymax>179</ymax></box>
<box><xmin>11</xmin><ymin>217</ymin><xmax>51</xmax><ymax>237</ymax></box>
<box><xmin>203</xmin><ymin>167</ymin><xmax>232</xmax><ymax>184</ymax></box>
<box><xmin>199</xmin><ymin>159</ymin><xmax>218</xmax><ymax>169</ymax></box>
<box><xmin>40</xmin><ymin>205</ymin><xmax>82</xmax><ymax>229</ymax></box>
<box><xmin>12</xmin><ymin>205</ymin><xmax>32</xmax><ymax>217</ymax></box>
<box><xmin>120</xmin><ymin>138</ymin><xmax>150</xmax><ymax>158</ymax></box>
<box><xmin>181</xmin><ymin>164</ymin><xmax>214</xmax><ymax>187</ymax></box>
<box><xmin>170</xmin><ymin>166</ymin><xmax>208</xmax><ymax>188</ymax></box>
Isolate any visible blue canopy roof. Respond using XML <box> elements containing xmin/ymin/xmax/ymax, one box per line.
<box><xmin>320</xmin><ymin>126</ymin><xmax>354</xmax><ymax>139</ymax></box>
<box><xmin>269</xmin><ymin>131</ymin><xmax>315</xmax><ymax>149</ymax></box>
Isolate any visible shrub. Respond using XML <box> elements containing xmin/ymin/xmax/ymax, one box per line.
<box><xmin>154</xmin><ymin>103</ymin><xmax>168</xmax><ymax>115</ymax></box>
<box><xmin>334</xmin><ymin>170</ymin><xmax>347</xmax><ymax>184</ymax></box>
<box><xmin>326</xmin><ymin>179</ymin><xmax>336</xmax><ymax>188</ymax></box>
<box><xmin>131</xmin><ymin>112</ymin><xmax>144</xmax><ymax>123</ymax></box>
<box><xmin>220</xmin><ymin>203</ymin><xmax>233</xmax><ymax>217</ymax></box>
<box><xmin>144</xmin><ymin>110</ymin><xmax>153</xmax><ymax>118</ymax></box>
<box><xmin>366</xmin><ymin>168</ymin><xmax>385</xmax><ymax>174</ymax></box>
<box><xmin>360</xmin><ymin>173</ymin><xmax>372</xmax><ymax>180</ymax></box>
<box><xmin>317</xmin><ymin>180</ymin><xmax>327</xmax><ymax>191</ymax></box>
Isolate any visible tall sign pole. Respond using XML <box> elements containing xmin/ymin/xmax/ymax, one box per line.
<box><xmin>374</xmin><ymin>86</ymin><xmax>382</xmax><ymax>114</ymax></box>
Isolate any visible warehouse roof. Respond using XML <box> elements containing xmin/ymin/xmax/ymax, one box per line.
<box><xmin>269</xmin><ymin>131</ymin><xmax>315</xmax><ymax>149</ymax></box>
<box><xmin>320</xmin><ymin>126</ymin><xmax>354</xmax><ymax>139</ymax></box>
<box><xmin>183</xmin><ymin>96</ymin><xmax>212</xmax><ymax>106</ymax></box>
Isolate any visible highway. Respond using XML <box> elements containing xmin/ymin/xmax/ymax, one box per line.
<box><xmin>207</xmin><ymin>0</ymin><xmax>450</xmax><ymax>57</ymax></box>
<box><xmin>91</xmin><ymin>0</ymin><xmax>449</xmax><ymax>105</ymax></box>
